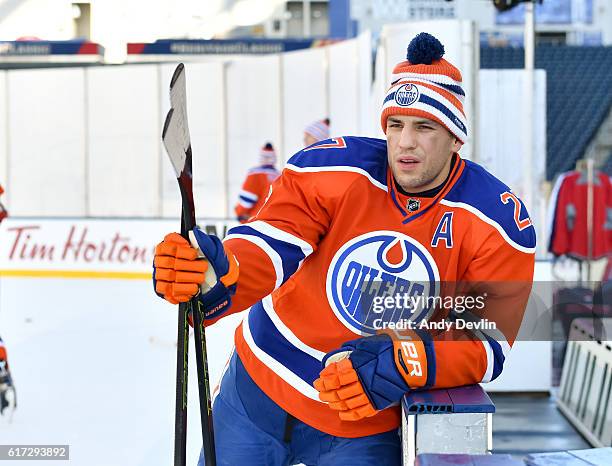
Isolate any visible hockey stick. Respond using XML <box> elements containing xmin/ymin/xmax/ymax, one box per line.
<box><xmin>162</xmin><ymin>63</ymin><xmax>216</xmax><ymax>466</ymax></box>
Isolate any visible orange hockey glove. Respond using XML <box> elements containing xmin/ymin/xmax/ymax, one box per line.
<box><xmin>153</xmin><ymin>232</ymin><xmax>207</xmax><ymax>304</ymax></box>
<box><xmin>153</xmin><ymin>229</ymin><xmax>239</xmax><ymax>319</ymax></box>
<box><xmin>314</xmin><ymin>357</ymin><xmax>377</xmax><ymax>421</ymax></box>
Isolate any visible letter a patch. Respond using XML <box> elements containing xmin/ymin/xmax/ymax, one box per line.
<box><xmin>431</xmin><ymin>212</ymin><xmax>453</xmax><ymax>248</ymax></box>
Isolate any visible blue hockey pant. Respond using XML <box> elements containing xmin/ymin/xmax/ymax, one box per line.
<box><xmin>197</xmin><ymin>351</ymin><xmax>401</xmax><ymax>466</ymax></box>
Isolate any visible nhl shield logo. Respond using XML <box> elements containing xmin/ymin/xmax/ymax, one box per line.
<box><xmin>394</xmin><ymin>83</ymin><xmax>420</xmax><ymax>107</ymax></box>
<box><xmin>407</xmin><ymin>198</ymin><xmax>421</xmax><ymax>212</ymax></box>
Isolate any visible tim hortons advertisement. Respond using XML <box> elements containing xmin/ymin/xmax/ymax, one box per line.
<box><xmin>0</xmin><ymin>218</ymin><xmax>236</xmax><ymax>279</ymax></box>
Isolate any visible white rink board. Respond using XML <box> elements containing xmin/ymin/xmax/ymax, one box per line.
<box><xmin>0</xmin><ymin>25</ymin><xmax>485</xmax><ymax>222</ymax></box>
<box><xmin>282</xmin><ymin>47</ymin><xmax>327</xmax><ymax>158</ymax></box>
<box><xmin>7</xmin><ymin>68</ymin><xmax>86</xmax><ymax>216</ymax></box>
<box><xmin>87</xmin><ymin>65</ymin><xmax>161</xmax><ymax>217</ymax></box>
<box><xmin>328</xmin><ymin>39</ymin><xmax>360</xmax><ymax>138</ymax></box>
<box><xmin>0</xmin><ymin>218</ymin><xmax>236</xmax><ymax>276</ymax></box>
<box><xmin>159</xmin><ymin>63</ymin><xmax>227</xmax><ymax>219</ymax></box>
<box><xmin>0</xmin><ymin>71</ymin><xmax>7</xmax><ymax>198</ymax></box>
<box><xmin>478</xmin><ymin>69</ymin><xmax>547</xmax><ymax>257</ymax></box>
<box><xmin>356</xmin><ymin>31</ymin><xmax>375</xmax><ymax>137</ymax></box>
<box><xmin>226</xmin><ymin>55</ymin><xmax>282</xmax><ymax>216</ymax></box>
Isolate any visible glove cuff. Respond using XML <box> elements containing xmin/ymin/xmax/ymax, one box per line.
<box><xmin>322</xmin><ymin>349</ymin><xmax>351</xmax><ymax>367</ymax></box>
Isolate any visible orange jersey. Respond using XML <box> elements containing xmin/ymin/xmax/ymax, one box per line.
<box><xmin>220</xmin><ymin>137</ymin><xmax>536</xmax><ymax>438</ymax></box>
<box><xmin>234</xmin><ymin>166</ymin><xmax>280</xmax><ymax>222</ymax></box>
<box><xmin>0</xmin><ymin>184</ymin><xmax>6</xmax><ymax>223</ymax></box>
<box><xmin>0</xmin><ymin>337</ymin><xmax>7</xmax><ymax>363</ymax></box>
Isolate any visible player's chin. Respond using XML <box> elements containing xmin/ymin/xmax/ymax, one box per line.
<box><xmin>396</xmin><ymin>173</ymin><xmax>422</xmax><ymax>190</ymax></box>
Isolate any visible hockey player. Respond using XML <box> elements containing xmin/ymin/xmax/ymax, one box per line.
<box><xmin>0</xmin><ymin>338</ymin><xmax>16</xmax><ymax>418</ymax></box>
<box><xmin>303</xmin><ymin>118</ymin><xmax>330</xmax><ymax>147</ymax></box>
<box><xmin>0</xmin><ymin>186</ymin><xmax>14</xmax><ymax>420</ymax></box>
<box><xmin>0</xmin><ymin>184</ymin><xmax>7</xmax><ymax>223</ymax></box>
<box><xmin>234</xmin><ymin>142</ymin><xmax>280</xmax><ymax>223</ymax></box>
<box><xmin>153</xmin><ymin>33</ymin><xmax>535</xmax><ymax>465</ymax></box>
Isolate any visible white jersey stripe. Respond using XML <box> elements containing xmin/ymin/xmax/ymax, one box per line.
<box><xmin>238</xmin><ymin>198</ymin><xmax>255</xmax><ymax>208</ymax></box>
<box><xmin>239</xmin><ymin>190</ymin><xmax>259</xmax><ymax>202</ymax></box>
<box><xmin>246</xmin><ymin>220</ymin><xmax>315</xmax><ymax>258</ymax></box>
<box><xmin>285</xmin><ymin>164</ymin><xmax>388</xmax><ymax>192</ymax></box>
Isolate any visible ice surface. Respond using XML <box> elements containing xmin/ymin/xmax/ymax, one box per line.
<box><xmin>0</xmin><ymin>277</ymin><xmax>243</xmax><ymax>466</ymax></box>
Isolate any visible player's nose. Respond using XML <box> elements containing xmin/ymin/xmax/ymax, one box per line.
<box><xmin>398</xmin><ymin>126</ymin><xmax>417</xmax><ymax>150</ymax></box>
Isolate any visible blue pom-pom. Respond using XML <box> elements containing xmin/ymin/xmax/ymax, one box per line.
<box><xmin>407</xmin><ymin>32</ymin><xmax>444</xmax><ymax>65</ymax></box>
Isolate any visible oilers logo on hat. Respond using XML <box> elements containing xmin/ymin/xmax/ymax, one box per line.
<box><xmin>326</xmin><ymin>231</ymin><xmax>440</xmax><ymax>335</ymax></box>
<box><xmin>395</xmin><ymin>83</ymin><xmax>420</xmax><ymax>107</ymax></box>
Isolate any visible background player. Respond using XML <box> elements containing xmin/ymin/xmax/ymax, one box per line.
<box><xmin>0</xmin><ymin>185</ymin><xmax>16</xmax><ymax>420</ymax></box>
<box><xmin>0</xmin><ymin>184</ymin><xmax>7</xmax><ymax>223</ymax></box>
<box><xmin>234</xmin><ymin>142</ymin><xmax>280</xmax><ymax>223</ymax></box>
<box><xmin>303</xmin><ymin>118</ymin><xmax>330</xmax><ymax>147</ymax></box>
<box><xmin>153</xmin><ymin>33</ymin><xmax>536</xmax><ymax>465</ymax></box>
<box><xmin>0</xmin><ymin>336</ymin><xmax>16</xmax><ymax>419</ymax></box>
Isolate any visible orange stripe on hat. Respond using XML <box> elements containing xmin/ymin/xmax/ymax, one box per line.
<box><xmin>393</xmin><ymin>59</ymin><xmax>462</xmax><ymax>83</ymax></box>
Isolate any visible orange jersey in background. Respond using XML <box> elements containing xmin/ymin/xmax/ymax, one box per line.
<box><xmin>234</xmin><ymin>166</ymin><xmax>280</xmax><ymax>223</ymax></box>
<box><xmin>0</xmin><ymin>338</ymin><xmax>7</xmax><ymax>364</ymax></box>
<box><xmin>0</xmin><ymin>184</ymin><xmax>6</xmax><ymax>222</ymax></box>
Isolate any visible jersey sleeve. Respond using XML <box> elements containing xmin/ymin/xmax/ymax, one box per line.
<box><xmin>221</xmin><ymin>167</ymin><xmax>340</xmax><ymax>319</ymax></box>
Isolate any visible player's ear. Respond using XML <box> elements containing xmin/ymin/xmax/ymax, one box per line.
<box><xmin>452</xmin><ymin>137</ymin><xmax>462</xmax><ymax>153</ymax></box>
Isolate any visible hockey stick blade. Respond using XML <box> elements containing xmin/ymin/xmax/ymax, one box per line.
<box><xmin>162</xmin><ymin>108</ymin><xmax>190</xmax><ymax>179</ymax></box>
<box><xmin>162</xmin><ymin>63</ymin><xmax>192</xmax><ymax>179</ymax></box>
<box><xmin>169</xmin><ymin>63</ymin><xmax>187</xmax><ymax>110</ymax></box>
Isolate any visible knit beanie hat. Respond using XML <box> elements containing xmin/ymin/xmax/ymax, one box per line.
<box><xmin>259</xmin><ymin>142</ymin><xmax>276</xmax><ymax>165</ymax></box>
<box><xmin>381</xmin><ymin>32</ymin><xmax>467</xmax><ymax>143</ymax></box>
<box><xmin>304</xmin><ymin>118</ymin><xmax>330</xmax><ymax>142</ymax></box>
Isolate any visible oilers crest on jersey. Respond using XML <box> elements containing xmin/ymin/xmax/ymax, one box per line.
<box><xmin>326</xmin><ymin>230</ymin><xmax>440</xmax><ymax>335</ymax></box>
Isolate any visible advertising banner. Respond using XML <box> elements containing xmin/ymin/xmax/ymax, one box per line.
<box><xmin>0</xmin><ymin>218</ymin><xmax>237</xmax><ymax>279</ymax></box>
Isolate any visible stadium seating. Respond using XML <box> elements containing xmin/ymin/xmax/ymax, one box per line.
<box><xmin>480</xmin><ymin>45</ymin><xmax>612</xmax><ymax>180</ymax></box>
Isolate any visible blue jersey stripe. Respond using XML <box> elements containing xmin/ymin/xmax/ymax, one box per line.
<box><xmin>287</xmin><ymin>136</ymin><xmax>388</xmax><ymax>188</ymax></box>
<box><xmin>239</xmin><ymin>195</ymin><xmax>256</xmax><ymax>205</ymax></box>
<box><xmin>248</xmin><ymin>301</ymin><xmax>321</xmax><ymax>384</ymax></box>
<box><xmin>227</xmin><ymin>225</ymin><xmax>306</xmax><ymax>285</ymax></box>
<box><xmin>484</xmin><ymin>335</ymin><xmax>506</xmax><ymax>381</ymax></box>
